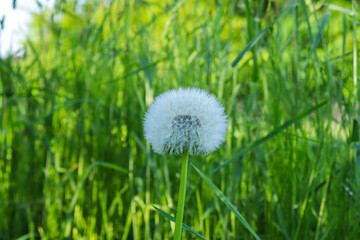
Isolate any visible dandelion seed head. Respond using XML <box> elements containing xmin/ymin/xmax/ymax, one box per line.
<box><xmin>143</xmin><ymin>88</ymin><xmax>228</xmax><ymax>155</ymax></box>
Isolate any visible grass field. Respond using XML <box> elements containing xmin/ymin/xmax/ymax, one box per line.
<box><xmin>0</xmin><ymin>0</ymin><xmax>359</xmax><ymax>239</ymax></box>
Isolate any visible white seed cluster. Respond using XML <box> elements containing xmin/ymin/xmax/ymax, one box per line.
<box><xmin>143</xmin><ymin>88</ymin><xmax>228</xmax><ymax>155</ymax></box>
<box><xmin>167</xmin><ymin>115</ymin><xmax>202</xmax><ymax>154</ymax></box>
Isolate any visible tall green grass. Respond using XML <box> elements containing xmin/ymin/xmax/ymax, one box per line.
<box><xmin>0</xmin><ymin>0</ymin><xmax>359</xmax><ymax>239</ymax></box>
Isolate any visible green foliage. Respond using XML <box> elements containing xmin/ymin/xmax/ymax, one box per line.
<box><xmin>0</xmin><ymin>0</ymin><xmax>359</xmax><ymax>239</ymax></box>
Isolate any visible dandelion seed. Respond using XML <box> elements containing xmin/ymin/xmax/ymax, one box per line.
<box><xmin>144</xmin><ymin>88</ymin><xmax>228</xmax><ymax>155</ymax></box>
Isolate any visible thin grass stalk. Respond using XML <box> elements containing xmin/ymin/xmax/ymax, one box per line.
<box><xmin>352</xmin><ymin>0</ymin><xmax>357</xmax><ymax>104</ymax></box>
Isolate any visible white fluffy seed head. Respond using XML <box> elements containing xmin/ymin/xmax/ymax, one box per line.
<box><xmin>143</xmin><ymin>88</ymin><xmax>228</xmax><ymax>155</ymax></box>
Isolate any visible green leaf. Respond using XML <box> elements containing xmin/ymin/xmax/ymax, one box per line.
<box><xmin>192</xmin><ymin>163</ymin><xmax>261</xmax><ymax>240</ymax></box>
<box><xmin>90</xmin><ymin>161</ymin><xmax>129</xmax><ymax>174</ymax></box>
<box><xmin>153</xmin><ymin>205</ymin><xmax>207</xmax><ymax>240</ymax></box>
<box><xmin>101</xmin><ymin>57</ymin><xmax>168</xmax><ymax>84</ymax></box>
<box><xmin>232</xmin><ymin>3</ymin><xmax>298</xmax><ymax>67</ymax></box>
<box><xmin>211</xmin><ymin>100</ymin><xmax>329</xmax><ymax>174</ymax></box>
<box><xmin>351</xmin><ymin>118</ymin><xmax>359</xmax><ymax>143</ymax></box>
<box><xmin>329</xmin><ymin>4</ymin><xmax>355</xmax><ymax>16</ymax></box>
<box><xmin>231</xmin><ymin>25</ymin><xmax>271</xmax><ymax>67</ymax></box>
<box><xmin>302</xmin><ymin>14</ymin><xmax>330</xmax><ymax>73</ymax></box>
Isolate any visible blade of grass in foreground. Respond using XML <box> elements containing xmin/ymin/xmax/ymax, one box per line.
<box><xmin>153</xmin><ymin>205</ymin><xmax>207</xmax><ymax>240</ymax></box>
<box><xmin>211</xmin><ymin>100</ymin><xmax>329</xmax><ymax>174</ymax></box>
<box><xmin>192</xmin><ymin>163</ymin><xmax>261</xmax><ymax>240</ymax></box>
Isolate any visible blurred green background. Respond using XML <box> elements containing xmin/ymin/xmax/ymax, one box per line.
<box><xmin>0</xmin><ymin>0</ymin><xmax>359</xmax><ymax>239</ymax></box>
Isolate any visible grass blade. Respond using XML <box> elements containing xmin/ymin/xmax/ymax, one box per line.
<box><xmin>232</xmin><ymin>3</ymin><xmax>298</xmax><ymax>67</ymax></box>
<box><xmin>87</xmin><ymin>161</ymin><xmax>129</xmax><ymax>174</ymax></box>
<box><xmin>231</xmin><ymin>25</ymin><xmax>271</xmax><ymax>67</ymax></box>
<box><xmin>211</xmin><ymin>100</ymin><xmax>328</xmax><ymax>174</ymax></box>
<box><xmin>302</xmin><ymin>14</ymin><xmax>330</xmax><ymax>73</ymax></box>
<box><xmin>101</xmin><ymin>57</ymin><xmax>168</xmax><ymax>84</ymax></box>
<box><xmin>153</xmin><ymin>205</ymin><xmax>207</xmax><ymax>240</ymax></box>
<box><xmin>192</xmin><ymin>163</ymin><xmax>261</xmax><ymax>240</ymax></box>
<box><xmin>67</xmin><ymin>161</ymin><xmax>128</xmax><ymax>214</ymax></box>
<box><xmin>328</xmin><ymin>4</ymin><xmax>355</xmax><ymax>16</ymax></box>
<box><xmin>351</xmin><ymin>118</ymin><xmax>359</xmax><ymax>143</ymax></box>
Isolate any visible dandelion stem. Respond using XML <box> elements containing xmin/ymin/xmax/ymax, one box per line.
<box><xmin>174</xmin><ymin>151</ymin><xmax>189</xmax><ymax>240</ymax></box>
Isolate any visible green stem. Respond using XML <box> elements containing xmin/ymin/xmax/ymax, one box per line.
<box><xmin>174</xmin><ymin>151</ymin><xmax>189</xmax><ymax>240</ymax></box>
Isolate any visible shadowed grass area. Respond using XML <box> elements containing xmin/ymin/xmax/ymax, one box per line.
<box><xmin>0</xmin><ymin>0</ymin><xmax>359</xmax><ymax>239</ymax></box>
